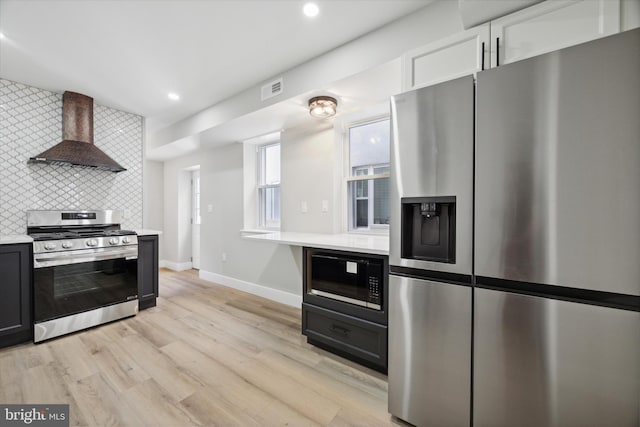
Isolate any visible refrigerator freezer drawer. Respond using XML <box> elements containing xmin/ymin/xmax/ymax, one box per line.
<box><xmin>388</xmin><ymin>274</ymin><xmax>471</xmax><ymax>426</ymax></box>
<box><xmin>474</xmin><ymin>288</ymin><xmax>640</xmax><ymax>427</ymax></box>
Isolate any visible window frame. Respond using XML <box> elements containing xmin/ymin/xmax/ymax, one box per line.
<box><xmin>257</xmin><ymin>142</ymin><xmax>281</xmax><ymax>230</ymax></box>
<box><xmin>344</xmin><ymin>116</ymin><xmax>391</xmax><ymax>233</ymax></box>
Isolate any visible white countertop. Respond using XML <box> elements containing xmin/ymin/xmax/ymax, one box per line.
<box><xmin>243</xmin><ymin>231</ymin><xmax>389</xmax><ymax>255</ymax></box>
<box><xmin>0</xmin><ymin>235</ymin><xmax>33</xmax><ymax>245</ymax></box>
<box><xmin>135</xmin><ymin>229</ymin><xmax>163</xmax><ymax>236</ymax></box>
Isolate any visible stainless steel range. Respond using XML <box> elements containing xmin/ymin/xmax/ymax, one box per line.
<box><xmin>27</xmin><ymin>210</ymin><xmax>139</xmax><ymax>342</ymax></box>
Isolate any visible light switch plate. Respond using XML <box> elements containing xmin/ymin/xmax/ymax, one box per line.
<box><xmin>301</xmin><ymin>201</ymin><xmax>308</xmax><ymax>213</ymax></box>
<box><xmin>207</xmin><ymin>204</ymin><xmax>213</xmax><ymax>213</ymax></box>
<box><xmin>322</xmin><ymin>200</ymin><xmax>329</xmax><ymax>212</ymax></box>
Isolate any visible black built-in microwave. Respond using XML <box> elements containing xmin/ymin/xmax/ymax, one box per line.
<box><xmin>308</xmin><ymin>252</ymin><xmax>383</xmax><ymax>310</ymax></box>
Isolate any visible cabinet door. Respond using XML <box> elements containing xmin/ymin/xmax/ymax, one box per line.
<box><xmin>0</xmin><ymin>243</ymin><xmax>32</xmax><ymax>347</ymax></box>
<box><xmin>491</xmin><ymin>0</ymin><xmax>620</xmax><ymax>67</ymax></box>
<box><xmin>137</xmin><ymin>235</ymin><xmax>159</xmax><ymax>310</ymax></box>
<box><xmin>402</xmin><ymin>24</ymin><xmax>489</xmax><ymax>91</ymax></box>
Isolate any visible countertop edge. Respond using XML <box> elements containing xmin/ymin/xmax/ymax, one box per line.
<box><xmin>135</xmin><ymin>229</ymin><xmax>163</xmax><ymax>236</ymax></box>
<box><xmin>242</xmin><ymin>231</ymin><xmax>389</xmax><ymax>256</ymax></box>
<box><xmin>0</xmin><ymin>235</ymin><xmax>34</xmax><ymax>245</ymax></box>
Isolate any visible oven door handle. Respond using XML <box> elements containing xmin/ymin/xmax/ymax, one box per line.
<box><xmin>34</xmin><ymin>247</ymin><xmax>138</xmax><ymax>268</ymax></box>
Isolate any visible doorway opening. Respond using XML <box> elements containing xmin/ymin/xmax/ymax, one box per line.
<box><xmin>191</xmin><ymin>169</ymin><xmax>201</xmax><ymax>269</ymax></box>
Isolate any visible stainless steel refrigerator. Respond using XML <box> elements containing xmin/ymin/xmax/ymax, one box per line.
<box><xmin>388</xmin><ymin>28</ymin><xmax>640</xmax><ymax>427</ymax></box>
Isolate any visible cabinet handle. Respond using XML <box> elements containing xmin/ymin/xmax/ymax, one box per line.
<box><xmin>331</xmin><ymin>324</ymin><xmax>349</xmax><ymax>336</ymax></box>
<box><xmin>496</xmin><ymin>37</ymin><xmax>500</xmax><ymax>67</ymax></box>
<box><xmin>481</xmin><ymin>42</ymin><xmax>485</xmax><ymax>71</ymax></box>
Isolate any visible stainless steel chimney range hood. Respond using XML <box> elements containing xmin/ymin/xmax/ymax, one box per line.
<box><xmin>28</xmin><ymin>91</ymin><xmax>126</xmax><ymax>173</ymax></box>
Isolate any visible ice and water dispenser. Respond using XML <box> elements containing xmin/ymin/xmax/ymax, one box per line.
<box><xmin>401</xmin><ymin>196</ymin><xmax>456</xmax><ymax>263</ymax></box>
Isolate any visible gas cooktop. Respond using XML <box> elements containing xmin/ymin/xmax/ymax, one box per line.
<box><xmin>29</xmin><ymin>229</ymin><xmax>136</xmax><ymax>241</ymax></box>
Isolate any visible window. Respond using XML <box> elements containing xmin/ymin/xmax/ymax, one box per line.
<box><xmin>347</xmin><ymin>118</ymin><xmax>390</xmax><ymax>231</ymax></box>
<box><xmin>257</xmin><ymin>143</ymin><xmax>281</xmax><ymax>229</ymax></box>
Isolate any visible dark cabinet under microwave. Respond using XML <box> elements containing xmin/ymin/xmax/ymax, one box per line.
<box><xmin>306</xmin><ymin>251</ymin><xmax>384</xmax><ymax>310</ymax></box>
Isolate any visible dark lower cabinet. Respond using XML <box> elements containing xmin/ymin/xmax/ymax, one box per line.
<box><xmin>0</xmin><ymin>243</ymin><xmax>33</xmax><ymax>348</ymax></box>
<box><xmin>302</xmin><ymin>247</ymin><xmax>389</xmax><ymax>373</ymax></box>
<box><xmin>302</xmin><ymin>303</ymin><xmax>387</xmax><ymax>372</ymax></box>
<box><xmin>137</xmin><ymin>235</ymin><xmax>159</xmax><ymax>310</ymax></box>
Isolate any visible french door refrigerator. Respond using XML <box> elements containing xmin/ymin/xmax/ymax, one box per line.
<box><xmin>474</xmin><ymin>28</ymin><xmax>640</xmax><ymax>427</ymax></box>
<box><xmin>388</xmin><ymin>75</ymin><xmax>474</xmax><ymax>427</ymax></box>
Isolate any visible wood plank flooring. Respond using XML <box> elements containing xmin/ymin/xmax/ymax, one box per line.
<box><xmin>0</xmin><ymin>269</ymin><xmax>399</xmax><ymax>426</ymax></box>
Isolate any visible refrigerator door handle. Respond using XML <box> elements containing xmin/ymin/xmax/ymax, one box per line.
<box><xmin>481</xmin><ymin>41</ymin><xmax>486</xmax><ymax>70</ymax></box>
<box><xmin>496</xmin><ymin>37</ymin><xmax>500</xmax><ymax>66</ymax></box>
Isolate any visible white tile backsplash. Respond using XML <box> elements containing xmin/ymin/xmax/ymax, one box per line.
<box><xmin>0</xmin><ymin>79</ymin><xmax>143</xmax><ymax>234</ymax></box>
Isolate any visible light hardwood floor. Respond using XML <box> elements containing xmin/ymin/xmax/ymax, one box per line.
<box><xmin>0</xmin><ymin>269</ymin><xmax>400</xmax><ymax>426</ymax></box>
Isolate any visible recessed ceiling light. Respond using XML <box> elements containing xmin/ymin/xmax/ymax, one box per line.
<box><xmin>303</xmin><ymin>2</ymin><xmax>319</xmax><ymax>18</ymax></box>
<box><xmin>167</xmin><ymin>92</ymin><xmax>180</xmax><ymax>101</ymax></box>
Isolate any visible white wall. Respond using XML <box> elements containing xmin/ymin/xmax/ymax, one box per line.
<box><xmin>280</xmin><ymin>122</ymin><xmax>338</xmax><ymax>234</ymax></box>
<box><xmin>622</xmin><ymin>0</ymin><xmax>640</xmax><ymax>30</ymax></box>
<box><xmin>143</xmin><ymin>159</ymin><xmax>165</xmax><ymax>259</ymax></box>
<box><xmin>199</xmin><ymin>143</ymin><xmax>303</xmax><ymax>298</ymax></box>
<box><xmin>162</xmin><ymin>143</ymin><xmax>302</xmax><ymax>300</ymax></box>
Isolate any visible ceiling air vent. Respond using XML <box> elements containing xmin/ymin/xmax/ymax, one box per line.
<box><xmin>261</xmin><ymin>78</ymin><xmax>283</xmax><ymax>101</ymax></box>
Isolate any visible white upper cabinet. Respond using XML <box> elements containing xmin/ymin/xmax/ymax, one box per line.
<box><xmin>402</xmin><ymin>25</ymin><xmax>489</xmax><ymax>91</ymax></box>
<box><xmin>403</xmin><ymin>0</ymin><xmax>621</xmax><ymax>90</ymax></box>
<box><xmin>491</xmin><ymin>0</ymin><xmax>621</xmax><ymax>67</ymax></box>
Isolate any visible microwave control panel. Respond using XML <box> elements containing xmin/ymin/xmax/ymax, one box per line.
<box><xmin>368</xmin><ymin>275</ymin><xmax>381</xmax><ymax>305</ymax></box>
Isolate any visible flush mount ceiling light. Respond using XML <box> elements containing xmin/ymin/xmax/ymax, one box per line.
<box><xmin>303</xmin><ymin>2</ymin><xmax>319</xmax><ymax>18</ymax></box>
<box><xmin>167</xmin><ymin>92</ymin><xmax>180</xmax><ymax>101</ymax></box>
<box><xmin>309</xmin><ymin>96</ymin><xmax>337</xmax><ymax>118</ymax></box>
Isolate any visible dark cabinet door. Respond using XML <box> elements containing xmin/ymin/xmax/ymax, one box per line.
<box><xmin>0</xmin><ymin>243</ymin><xmax>33</xmax><ymax>347</ymax></box>
<box><xmin>137</xmin><ymin>235</ymin><xmax>159</xmax><ymax>310</ymax></box>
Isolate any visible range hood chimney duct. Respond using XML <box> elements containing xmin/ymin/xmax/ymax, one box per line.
<box><xmin>28</xmin><ymin>91</ymin><xmax>126</xmax><ymax>172</ymax></box>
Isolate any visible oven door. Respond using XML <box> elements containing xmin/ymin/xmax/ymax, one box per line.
<box><xmin>33</xmin><ymin>246</ymin><xmax>139</xmax><ymax>323</ymax></box>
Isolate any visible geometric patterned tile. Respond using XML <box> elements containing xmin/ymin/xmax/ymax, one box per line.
<box><xmin>0</xmin><ymin>78</ymin><xmax>143</xmax><ymax>234</ymax></box>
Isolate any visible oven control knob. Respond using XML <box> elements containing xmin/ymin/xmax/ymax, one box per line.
<box><xmin>44</xmin><ymin>242</ymin><xmax>57</xmax><ymax>250</ymax></box>
<box><xmin>109</xmin><ymin>237</ymin><xmax>119</xmax><ymax>245</ymax></box>
<box><xmin>122</xmin><ymin>236</ymin><xmax>131</xmax><ymax>244</ymax></box>
<box><xmin>86</xmin><ymin>239</ymin><xmax>98</xmax><ymax>247</ymax></box>
<box><xmin>61</xmin><ymin>241</ymin><xmax>73</xmax><ymax>249</ymax></box>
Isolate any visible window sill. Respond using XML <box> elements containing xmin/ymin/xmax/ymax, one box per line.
<box><xmin>348</xmin><ymin>229</ymin><xmax>389</xmax><ymax>236</ymax></box>
<box><xmin>240</xmin><ymin>228</ymin><xmax>280</xmax><ymax>236</ymax></box>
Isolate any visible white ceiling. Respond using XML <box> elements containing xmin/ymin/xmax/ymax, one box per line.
<box><xmin>0</xmin><ymin>0</ymin><xmax>432</xmax><ymax>136</ymax></box>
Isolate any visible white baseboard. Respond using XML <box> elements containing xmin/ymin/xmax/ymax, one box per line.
<box><xmin>161</xmin><ymin>260</ymin><xmax>193</xmax><ymax>271</ymax></box>
<box><xmin>199</xmin><ymin>270</ymin><xmax>302</xmax><ymax>308</ymax></box>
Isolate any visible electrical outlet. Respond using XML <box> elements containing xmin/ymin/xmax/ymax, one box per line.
<box><xmin>207</xmin><ymin>204</ymin><xmax>213</xmax><ymax>213</ymax></box>
<box><xmin>301</xmin><ymin>201</ymin><xmax>308</xmax><ymax>213</ymax></box>
<box><xmin>322</xmin><ymin>200</ymin><xmax>329</xmax><ymax>212</ymax></box>
<box><xmin>222</xmin><ymin>252</ymin><xmax>227</xmax><ymax>262</ymax></box>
